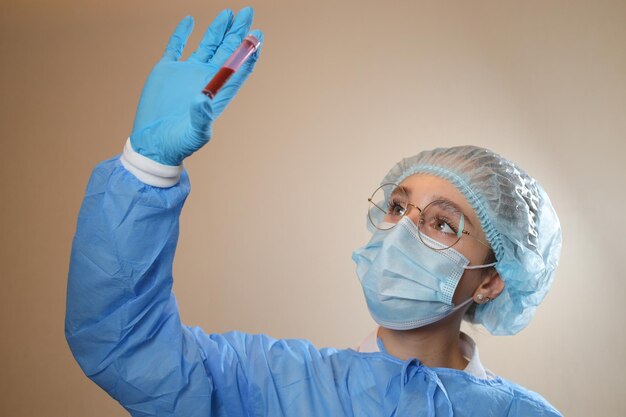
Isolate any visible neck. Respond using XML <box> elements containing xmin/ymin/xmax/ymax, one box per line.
<box><xmin>377</xmin><ymin>311</ymin><xmax>468</xmax><ymax>369</ymax></box>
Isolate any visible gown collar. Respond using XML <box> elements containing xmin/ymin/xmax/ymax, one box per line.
<box><xmin>356</xmin><ymin>328</ymin><xmax>495</xmax><ymax>379</ymax></box>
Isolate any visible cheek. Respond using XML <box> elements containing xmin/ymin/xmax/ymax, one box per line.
<box><xmin>452</xmin><ymin>270</ymin><xmax>483</xmax><ymax>304</ymax></box>
<box><xmin>455</xmin><ymin>240</ymin><xmax>491</xmax><ymax>267</ymax></box>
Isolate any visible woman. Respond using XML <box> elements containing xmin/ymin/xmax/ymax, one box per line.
<box><xmin>65</xmin><ymin>7</ymin><xmax>562</xmax><ymax>416</ymax></box>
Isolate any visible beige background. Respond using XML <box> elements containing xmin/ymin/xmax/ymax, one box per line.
<box><xmin>1</xmin><ymin>0</ymin><xmax>625</xmax><ymax>416</ymax></box>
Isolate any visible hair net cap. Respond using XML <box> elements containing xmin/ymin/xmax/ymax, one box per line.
<box><xmin>378</xmin><ymin>146</ymin><xmax>562</xmax><ymax>335</ymax></box>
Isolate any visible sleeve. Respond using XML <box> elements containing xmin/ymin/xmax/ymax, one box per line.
<box><xmin>65</xmin><ymin>156</ymin><xmax>251</xmax><ymax>417</ymax></box>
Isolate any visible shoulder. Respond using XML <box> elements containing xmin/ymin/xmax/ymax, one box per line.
<box><xmin>498</xmin><ymin>377</ymin><xmax>562</xmax><ymax>417</ymax></box>
<box><xmin>434</xmin><ymin>370</ymin><xmax>561</xmax><ymax>417</ymax></box>
<box><xmin>194</xmin><ymin>331</ymin><xmax>342</xmax><ymax>365</ymax></box>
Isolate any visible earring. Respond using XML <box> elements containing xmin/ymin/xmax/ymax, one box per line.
<box><xmin>476</xmin><ymin>294</ymin><xmax>485</xmax><ymax>302</ymax></box>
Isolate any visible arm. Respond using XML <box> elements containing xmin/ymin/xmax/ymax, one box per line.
<box><xmin>65</xmin><ymin>161</ymin><xmax>343</xmax><ymax>416</ymax></box>
<box><xmin>66</xmin><ymin>158</ymin><xmax>347</xmax><ymax>417</ymax></box>
<box><xmin>65</xmin><ymin>8</ymin><xmax>263</xmax><ymax>416</ymax></box>
<box><xmin>65</xmin><ymin>158</ymin><xmax>223</xmax><ymax>416</ymax></box>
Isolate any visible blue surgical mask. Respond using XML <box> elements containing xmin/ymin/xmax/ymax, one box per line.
<box><xmin>352</xmin><ymin>216</ymin><xmax>496</xmax><ymax>330</ymax></box>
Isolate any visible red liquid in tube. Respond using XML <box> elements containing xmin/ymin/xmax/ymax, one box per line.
<box><xmin>201</xmin><ymin>34</ymin><xmax>261</xmax><ymax>98</ymax></box>
<box><xmin>202</xmin><ymin>67</ymin><xmax>236</xmax><ymax>98</ymax></box>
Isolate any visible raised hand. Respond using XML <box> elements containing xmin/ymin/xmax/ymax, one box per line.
<box><xmin>130</xmin><ymin>7</ymin><xmax>263</xmax><ymax>166</ymax></box>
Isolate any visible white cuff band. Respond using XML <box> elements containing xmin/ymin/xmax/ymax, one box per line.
<box><xmin>119</xmin><ymin>138</ymin><xmax>183</xmax><ymax>188</ymax></box>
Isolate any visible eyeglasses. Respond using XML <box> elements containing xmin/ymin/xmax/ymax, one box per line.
<box><xmin>367</xmin><ymin>183</ymin><xmax>491</xmax><ymax>251</ymax></box>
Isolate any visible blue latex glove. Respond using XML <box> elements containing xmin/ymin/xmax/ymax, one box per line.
<box><xmin>130</xmin><ymin>7</ymin><xmax>263</xmax><ymax>166</ymax></box>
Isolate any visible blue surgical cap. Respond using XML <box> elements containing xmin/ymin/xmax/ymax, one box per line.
<box><xmin>378</xmin><ymin>146</ymin><xmax>562</xmax><ymax>335</ymax></box>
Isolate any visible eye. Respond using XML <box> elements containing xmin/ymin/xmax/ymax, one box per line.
<box><xmin>387</xmin><ymin>199</ymin><xmax>407</xmax><ymax>216</ymax></box>
<box><xmin>433</xmin><ymin>217</ymin><xmax>457</xmax><ymax>235</ymax></box>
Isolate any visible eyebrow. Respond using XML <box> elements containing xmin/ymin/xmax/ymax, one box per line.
<box><xmin>390</xmin><ymin>187</ymin><xmax>475</xmax><ymax>227</ymax></box>
<box><xmin>390</xmin><ymin>186</ymin><xmax>410</xmax><ymax>198</ymax></box>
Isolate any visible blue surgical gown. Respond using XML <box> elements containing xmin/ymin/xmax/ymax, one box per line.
<box><xmin>65</xmin><ymin>157</ymin><xmax>562</xmax><ymax>417</ymax></box>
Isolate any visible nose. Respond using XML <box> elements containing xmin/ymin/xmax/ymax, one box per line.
<box><xmin>404</xmin><ymin>205</ymin><xmax>423</xmax><ymax>227</ymax></box>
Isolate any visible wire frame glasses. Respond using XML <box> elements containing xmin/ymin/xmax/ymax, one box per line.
<box><xmin>367</xmin><ymin>183</ymin><xmax>490</xmax><ymax>251</ymax></box>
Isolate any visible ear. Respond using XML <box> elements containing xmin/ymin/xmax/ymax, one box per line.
<box><xmin>473</xmin><ymin>271</ymin><xmax>505</xmax><ymax>303</ymax></box>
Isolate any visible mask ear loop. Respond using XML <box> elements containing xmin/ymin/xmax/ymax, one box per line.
<box><xmin>464</xmin><ymin>262</ymin><xmax>497</xmax><ymax>270</ymax></box>
<box><xmin>451</xmin><ymin>297</ymin><xmax>475</xmax><ymax>309</ymax></box>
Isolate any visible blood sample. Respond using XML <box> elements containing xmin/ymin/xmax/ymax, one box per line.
<box><xmin>202</xmin><ymin>34</ymin><xmax>261</xmax><ymax>98</ymax></box>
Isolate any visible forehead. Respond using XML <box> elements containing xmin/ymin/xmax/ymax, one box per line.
<box><xmin>397</xmin><ymin>174</ymin><xmax>481</xmax><ymax>227</ymax></box>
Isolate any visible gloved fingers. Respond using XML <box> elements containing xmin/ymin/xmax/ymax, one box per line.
<box><xmin>187</xmin><ymin>93</ymin><xmax>215</xmax><ymax>145</ymax></box>
<box><xmin>161</xmin><ymin>16</ymin><xmax>195</xmax><ymax>62</ymax></box>
<box><xmin>211</xmin><ymin>29</ymin><xmax>263</xmax><ymax>114</ymax></box>
<box><xmin>188</xmin><ymin>9</ymin><xmax>234</xmax><ymax>63</ymax></box>
<box><xmin>209</xmin><ymin>7</ymin><xmax>254</xmax><ymax>68</ymax></box>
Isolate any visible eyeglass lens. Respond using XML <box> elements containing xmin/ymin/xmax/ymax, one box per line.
<box><xmin>367</xmin><ymin>184</ymin><xmax>465</xmax><ymax>250</ymax></box>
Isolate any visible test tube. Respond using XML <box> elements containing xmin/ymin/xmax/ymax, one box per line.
<box><xmin>202</xmin><ymin>34</ymin><xmax>261</xmax><ymax>98</ymax></box>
